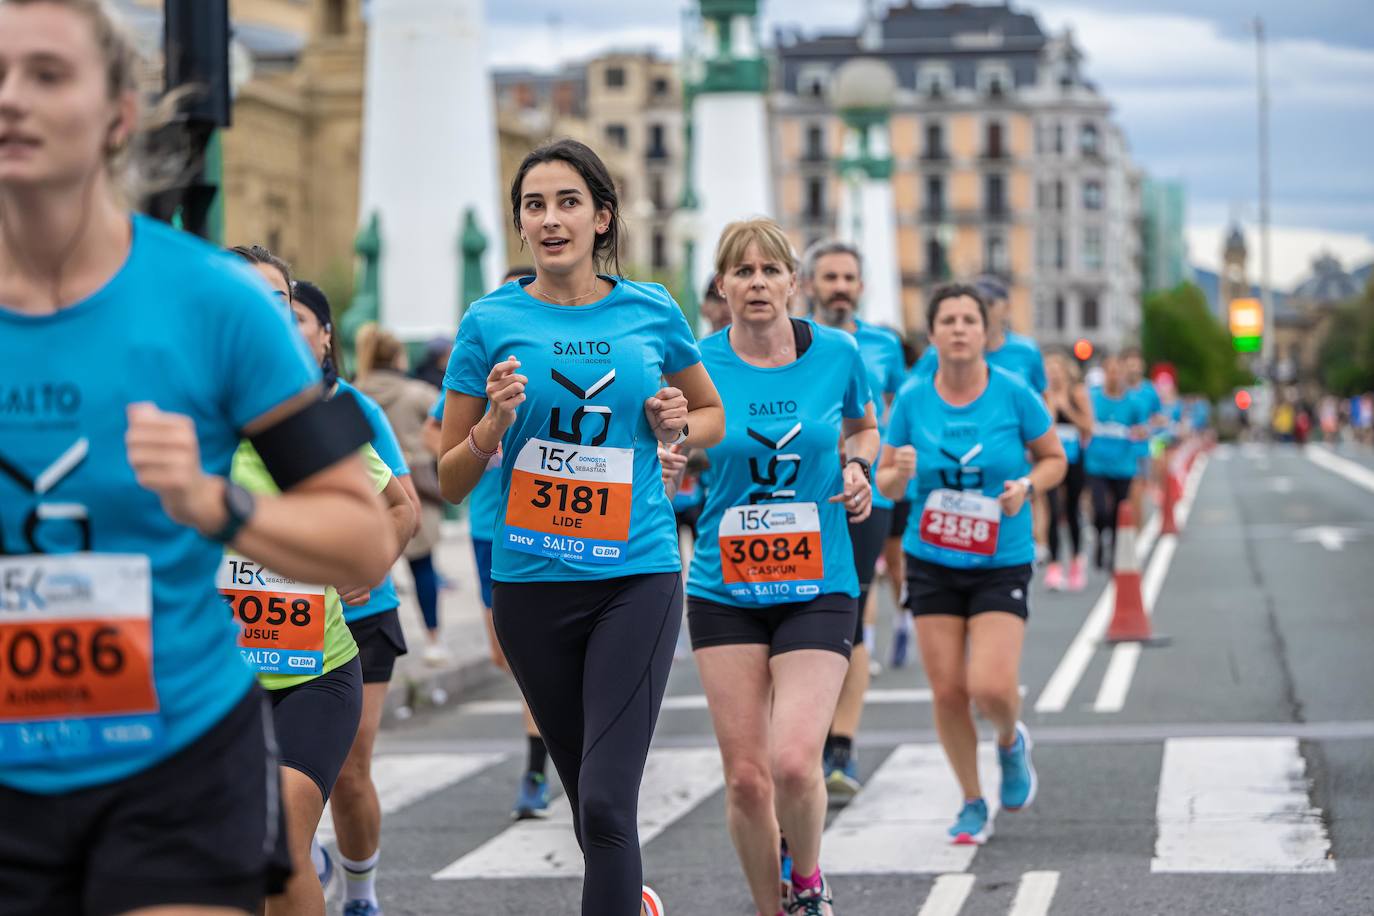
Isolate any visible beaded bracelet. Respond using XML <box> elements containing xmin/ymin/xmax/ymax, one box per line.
<box><xmin>466</xmin><ymin>430</ymin><xmax>499</xmax><ymax>462</ymax></box>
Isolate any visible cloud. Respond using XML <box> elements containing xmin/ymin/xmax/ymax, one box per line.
<box><xmin>1188</xmin><ymin>225</ymin><xmax>1374</xmax><ymax>289</ymax></box>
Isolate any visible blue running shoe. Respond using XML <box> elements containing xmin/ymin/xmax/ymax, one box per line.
<box><xmin>344</xmin><ymin>901</ymin><xmax>382</xmax><ymax>916</ymax></box>
<box><xmin>825</xmin><ymin>757</ymin><xmax>861</xmax><ymax>805</ymax></box>
<box><xmin>513</xmin><ymin>771</ymin><xmax>551</xmax><ymax>820</ymax></box>
<box><xmin>998</xmin><ymin>721</ymin><xmax>1038</xmax><ymax>812</ymax></box>
<box><xmin>948</xmin><ymin>798</ymin><xmax>992</xmax><ymax>846</ymax></box>
<box><xmin>890</xmin><ymin>623</ymin><xmax>910</xmax><ymax>668</ymax></box>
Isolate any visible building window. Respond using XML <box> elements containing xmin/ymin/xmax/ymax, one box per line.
<box><xmin>805</xmin><ymin>124</ymin><xmax>826</xmax><ymax>161</ymax></box>
<box><xmin>650</xmin><ymin>175</ymin><xmax>666</xmax><ymax>211</ymax></box>
<box><xmin>985</xmin><ymin>174</ymin><xmax>1005</xmax><ymax>217</ymax></box>
<box><xmin>805</xmin><ymin>177</ymin><xmax>826</xmax><ymax>221</ymax></box>
<box><xmin>799</xmin><ymin>65</ymin><xmax>830</xmax><ymax>99</ymax></box>
<box><xmin>651</xmin><ymin>231</ymin><xmax>667</xmax><ymax>270</ymax></box>
<box><xmin>1080</xmin><ymin>122</ymin><xmax>1100</xmax><ymax>157</ymax></box>
<box><xmin>324</xmin><ymin>0</ymin><xmax>345</xmax><ymax>35</ymax></box>
<box><xmin>1054</xmin><ymin>179</ymin><xmax>1065</xmax><ymax>212</ymax></box>
<box><xmin>1083</xmin><ymin>180</ymin><xmax>1103</xmax><ymax>210</ymax></box>
<box><xmin>925</xmin><ymin>175</ymin><xmax>944</xmax><ymax>218</ymax></box>
<box><xmin>1055</xmin><ymin>295</ymin><xmax>1067</xmax><ymax>331</ymax></box>
<box><xmin>1082</xmin><ymin>296</ymin><xmax>1099</xmax><ymax>329</ymax></box>
<box><xmin>985</xmin><ymin>120</ymin><xmax>1004</xmax><ymax>159</ymax></box>
<box><xmin>924</xmin><ymin>122</ymin><xmax>945</xmax><ymax>159</ymax></box>
<box><xmin>926</xmin><ymin>237</ymin><xmax>947</xmax><ymax>279</ymax></box>
<box><xmin>1053</xmin><ymin>122</ymin><xmax>1064</xmax><ymax>155</ymax></box>
<box><xmin>651</xmin><ymin>76</ymin><xmax>669</xmax><ymax>96</ymax></box>
<box><xmin>987</xmin><ymin>75</ymin><xmax>1004</xmax><ymax>98</ymax></box>
<box><xmin>605</xmin><ymin>123</ymin><xmax>628</xmax><ymax>149</ymax></box>
<box><xmin>1054</xmin><ymin>230</ymin><xmax>1066</xmax><ymax>270</ymax></box>
<box><xmin>647</xmin><ymin>123</ymin><xmax>667</xmax><ymax>159</ymax></box>
<box><xmin>986</xmin><ymin>234</ymin><xmax>1008</xmax><ymax>276</ymax></box>
<box><xmin>1083</xmin><ymin>227</ymin><xmax>1103</xmax><ymax>271</ymax></box>
<box><xmin>1037</xmin><ymin>232</ymin><xmax>1052</xmax><ymax>269</ymax></box>
<box><xmin>605</xmin><ymin>66</ymin><xmax>626</xmax><ymax>89</ymax></box>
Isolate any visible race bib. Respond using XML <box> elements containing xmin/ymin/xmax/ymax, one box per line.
<box><xmin>503</xmin><ymin>438</ymin><xmax>633</xmax><ymax>564</ymax></box>
<box><xmin>919</xmin><ymin>489</ymin><xmax>1001</xmax><ymax>557</ymax></box>
<box><xmin>1094</xmin><ymin>421</ymin><xmax>1131</xmax><ymax>440</ymax></box>
<box><xmin>1055</xmin><ymin>423</ymin><xmax>1080</xmax><ymax>445</ymax></box>
<box><xmin>218</xmin><ymin>554</ymin><xmax>327</xmax><ymax>674</ymax></box>
<box><xmin>718</xmin><ymin>502</ymin><xmax>825</xmax><ymax>604</ymax></box>
<box><xmin>0</xmin><ymin>554</ymin><xmax>161</xmax><ymax>764</ymax></box>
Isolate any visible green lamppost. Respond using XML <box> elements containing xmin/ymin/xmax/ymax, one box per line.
<box><xmin>459</xmin><ymin>207</ymin><xmax>488</xmax><ymax>317</ymax></box>
<box><xmin>341</xmin><ymin>211</ymin><xmax>382</xmax><ymax>365</ymax></box>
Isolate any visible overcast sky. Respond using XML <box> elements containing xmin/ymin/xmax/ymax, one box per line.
<box><xmin>483</xmin><ymin>0</ymin><xmax>1374</xmax><ymax>280</ymax></box>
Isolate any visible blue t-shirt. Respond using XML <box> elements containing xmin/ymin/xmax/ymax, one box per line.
<box><xmin>853</xmin><ymin>320</ymin><xmax>906</xmax><ymax>511</ymax></box>
<box><xmin>430</xmin><ymin>390</ymin><xmax>505</xmax><ymax>544</ymax></box>
<box><xmin>1130</xmin><ymin>380</ymin><xmax>1163</xmax><ymax>457</ymax></box>
<box><xmin>1189</xmin><ymin>399</ymin><xmax>1211</xmax><ymax>432</ymax></box>
<box><xmin>0</xmin><ymin>215</ymin><xmax>319</xmax><ymax>793</ymax></box>
<box><xmin>1086</xmin><ymin>387</ymin><xmax>1149</xmax><ymax>480</ymax></box>
<box><xmin>444</xmin><ymin>277</ymin><xmax>701</xmax><ymax>581</ymax></box>
<box><xmin>687</xmin><ymin>323</ymin><xmax>872</xmax><ymax>606</ymax></box>
<box><xmin>337</xmin><ymin>379</ymin><xmax>406</xmax><ymax>623</ymax></box>
<box><xmin>912</xmin><ymin>331</ymin><xmax>1047</xmax><ymax>393</ymax></box>
<box><xmin>886</xmin><ymin>367</ymin><xmax>1052</xmax><ymax>570</ymax></box>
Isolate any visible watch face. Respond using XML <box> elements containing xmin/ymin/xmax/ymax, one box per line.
<box><xmin>226</xmin><ymin>482</ymin><xmax>255</xmax><ymax>520</ymax></box>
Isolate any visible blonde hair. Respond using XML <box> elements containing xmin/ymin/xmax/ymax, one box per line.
<box><xmin>714</xmin><ymin>217</ymin><xmax>798</xmax><ymax>280</ymax></box>
<box><xmin>1045</xmin><ymin>351</ymin><xmax>1081</xmax><ymax>386</ymax></box>
<box><xmin>355</xmin><ymin>323</ymin><xmax>407</xmax><ymax>378</ymax></box>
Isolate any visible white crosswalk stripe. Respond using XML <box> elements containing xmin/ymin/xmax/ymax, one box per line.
<box><xmin>916</xmin><ymin>874</ymin><xmax>976</xmax><ymax>916</ymax></box>
<box><xmin>432</xmin><ymin>747</ymin><xmax>723</xmax><ymax>880</ymax></box>
<box><xmin>824</xmin><ymin>743</ymin><xmax>1001</xmax><ymax>875</ymax></box>
<box><xmin>1152</xmin><ymin>737</ymin><xmax>1335</xmax><ymax>874</ymax></box>
<box><xmin>1008</xmin><ymin>871</ymin><xmax>1061</xmax><ymax>916</ymax></box>
<box><xmin>316</xmin><ymin>751</ymin><xmax>506</xmax><ymax>846</ymax></box>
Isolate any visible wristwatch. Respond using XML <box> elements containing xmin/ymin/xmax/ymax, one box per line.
<box><xmin>846</xmin><ymin>456</ymin><xmax>872</xmax><ymax>482</ymax></box>
<box><xmin>209</xmin><ymin>479</ymin><xmax>256</xmax><ymax>544</ymax></box>
<box><xmin>668</xmin><ymin>423</ymin><xmax>689</xmax><ymax>446</ymax></box>
<box><xmin>1016</xmin><ymin>475</ymin><xmax>1034</xmax><ymax>496</ymax></box>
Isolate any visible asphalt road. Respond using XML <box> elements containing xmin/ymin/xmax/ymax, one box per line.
<box><xmin>342</xmin><ymin>441</ymin><xmax>1374</xmax><ymax>916</ymax></box>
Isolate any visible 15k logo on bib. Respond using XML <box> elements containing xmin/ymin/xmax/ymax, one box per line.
<box><xmin>0</xmin><ymin>553</ymin><xmax>161</xmax><ymax>764</ymax></box>
<box><xmin>919</xmin><ymin>489</ymin><xmax>1001</xmax><ymax>557</ymax></box>
<box><xmin>718</xmin><ymin>502</ymin><xmax>824</xmax><ymax>603</ymax></box>
<box><xmin>217</xmin><ymin>554</ymin><xmax>326</xmax><ymax>674</ymax></box>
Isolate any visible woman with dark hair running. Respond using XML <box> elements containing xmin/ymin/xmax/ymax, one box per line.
<box><xmin>1042</xmin><ymin>352</ymin><xmax>1093</xmax><ymax>592</ymax></box>
<box><xmin>878</xmin><ymin>284</ymin><xmax>1065</xmax><ymax>847</ymax></box>
<box><xmin>0</xmin><ymin>3</ymin><xmax>395</xmax><ymax>913</ymax></box>
<box><xmin>437</xmin><ymin>139</ymin><xmax>725</xmax><ymax>916</ymax></box>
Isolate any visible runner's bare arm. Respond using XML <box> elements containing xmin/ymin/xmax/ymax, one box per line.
<box><xmin>381</xmin><ymin>474</ymin><xmax>417</xmax><ymax>554</ymax></box>
<box><xmin>438</xmin><ymin>357</ymin><xmax>525</xmax><ymax>504</ymax></box>
<box><xmin>1025</xmin><ymin>429</ymin><xmax>1068</xmax><ymax>495</ymax></box>
<box><xmin>876</xmin><ymin>444</ymin><xmax>917</xmax><ymax>503</ymax></box>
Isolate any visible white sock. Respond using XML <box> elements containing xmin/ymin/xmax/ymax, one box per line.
<box><xmin>340</xmin><ymin>850</ymin><xmax>380</xmax><ymax>905</ymax></box>
<box><xmin>862</xmin><ymin>624</ymin><xmax>876</xmax><ymax>655</ymax></box>
<box><xmin>310</xmin><ymin>837</ymin><xmax>327</xmax><ymax>882</ymax></box>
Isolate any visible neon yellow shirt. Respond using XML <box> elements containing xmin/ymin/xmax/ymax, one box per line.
<box><xmin>229</xmin><ymin>442</ymin><xmax>391</xmax><ymax>690</ymax></box>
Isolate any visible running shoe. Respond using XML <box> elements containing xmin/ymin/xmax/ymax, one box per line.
<box><xmin>890</xmin><ymin>619</ymin><xmax>910</xmax><ymax>668</ymax></box>
<box><xmin>343</xmin><ymin>901</ymin><xmax>382</xmax><ymax>916</ymax></box>
<box><xmin>422</xmin><ymin>642</ymin><xmax>452</xmax><ymax>667</ymax></box>
<box><xmin>641</xmin><ymin>885</ymin><xmax>665</xmax><ymax>916</ymax></box>
<box><xmin>1068</xmin><ymin>556</ymin><xmax>1087</xmax><ymax>592</ymax></box>
<box><xmin>512</xmin><ymin>771</ymin><xmax>550</xmax><ymax>820</ymax></box>
<box><xmin>948</xmin><ymin>798</ymin><xmax>992</xmax><ymax>845</ymax></box>
<box><xmin>825</xmin><ymin>757</ymin><xmax>861</xmax><ymax>804</ymax></box>
<box><xmin>1043</xmin><ymin>562</ymin><xmax>1065</xmax><ymax>591</ymax></box>
<box><xmin>316</xmin><ymin>843</ymin><xmax>341</xmax><ymax>904</ymax></box>
<box><xmin>998</xmin><ymin>722</ymin><xmax>1037</xmax><ymax>812</ymax></box>
<box><xmin>786</xmin><ymin>875</ymin><xmax>834</xmax><ymax>915</ymax></box>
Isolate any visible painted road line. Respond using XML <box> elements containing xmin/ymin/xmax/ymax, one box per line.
<box><xmin>1008</xmin><ymin>871</ymin><xmax>1060</xmax><ymax>916</ymax></box>
<box><xmin>916</xmin><ymin>873</ymin><xmax>976</xmax><ymax>916</ymax></box>
<box><xmin>1305</xmin><ymin>444</ymin><xmax>1374</xmax><ymax>496</ymax></box>
<box><xmin>1153</xmin><ymin>737</ymin><xmax>1335</xmax><ymax>874</ymax></box>
<box><xmin>1034</xmin><ymin>510</ymin><xmax>1160</xmax><ymax>715</ymax></box>
<box><xmin>456</xmin><ymin>687</ymin><xmax>1028</xmax><ymax>717</ymax></box>
<box><xmin>432</xmin><ymin>747</ymin><xmax>723</xmax><ymax>880</ymax></box>
<box><xmin>1091</xmin><ymin>454</ymin><xmax>1208</xmax><ymax>714</ymax></box>
<box><xmin>825</xmin><ymin>743</ymin><xmax>1000</xmax><ymax>875</ymax></box>
<box><xmin>317</xmin><ymin>752</ymin><xmax>506</xmax><ymax>846</ymax></box>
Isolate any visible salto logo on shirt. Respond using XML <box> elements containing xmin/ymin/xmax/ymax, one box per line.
<box><xmin>552</xmin><ymin>339</ymin><xmax>613</xmax><ymax>365</ymax></box>
<box><xmin>0</xmin><ymin>382</ymin><xmax>82</xmax><ymax>419</ymax></box>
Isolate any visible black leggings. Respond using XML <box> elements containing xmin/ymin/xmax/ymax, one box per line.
<box><xmin>492</xmin><ymin>572</ymin><xmax>681</xmax><ymax>916</ymax></box>
<box><xmin>1046</xmin><ymin>460</ymin><xmax>1087</xmax><ymax>562</ymax></box>
<box><xmin>1089</xmin><ymin>476</ymin><xmax>1134</xmax><ymax>567</ymax></box>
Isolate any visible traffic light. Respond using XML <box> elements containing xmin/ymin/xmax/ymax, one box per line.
<box><xmin>1229</xmin><ymin>298</ymin><xmax>1263</xmax><ymax>354</ymax></box>
<box><xmin>1073</xmin><ymin>338</ymin><xmax>1093</xmax><ymax>362</ymax></box>
<box><xmin>1235</xmin><ymin>390</ymin><xmax>1252</xmax><ymax>411</ymax></box>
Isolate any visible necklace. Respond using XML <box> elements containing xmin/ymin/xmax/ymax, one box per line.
<box><xmin>531</xmin><ymin>278</ymin><xmax>601</xmax><ymax>305</ymax></box>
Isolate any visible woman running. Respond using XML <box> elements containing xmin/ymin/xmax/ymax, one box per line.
<box><xmin>878</xmin><ymin>284</ymin><xmax>1065</xmax><ymax>846</ymax></box>
<box><xmin>437</xmin><ymin>138</ymin><xmax>724</xmax><ymax>916</ymax></box>
<box><xmin>227</xmin><ymin>254</ymin><xmax>415</xmax><ymax>916</ymax></box>
<box><xmin>677</xmin><ymin>219</ymin><xmax>877</xmax><ymax>915</ymax></box>
<box><xmin>1042</xmin><ymin>353</ymin><xmax>1093</xmax><ymax>592</ymax></box>
<box><xmin>1084</xmin><ymin>353</ymin><xmax>1150</xmax><ymax>570</ymax></box>
<box><xmin>0</xmin><ymin>3</ymin><xmax>395</xmax><ymax>913</ymax></box>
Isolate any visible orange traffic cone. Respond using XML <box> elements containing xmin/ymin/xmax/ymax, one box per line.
<box><xmin>1106</xmin><ymin>500</ymin><xmax>1170</xmax><ymax>645</ymax></box>
<box><xmin>1160</xmin><ymin>465</ymin><xmax>1182</xmax><ymax>536</ymax></box>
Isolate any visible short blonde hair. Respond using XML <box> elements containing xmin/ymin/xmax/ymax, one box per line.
<box><xmin>1045</xmin><ymin>351</ymin><xmax>1081</xmax><ymax>384</ymax></box>
<box><xmin>714</xmin><ymin>217</ymin><xmax>798</xmax><ymax>280</ymax></box>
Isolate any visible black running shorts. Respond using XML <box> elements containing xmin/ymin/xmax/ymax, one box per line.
<box><xmin>905</xmin><ymin>555</ymin><xmax>1033</xmax><ymax>621</ymax></box>
<box><xmin>0</xmin><ymin>686</ymin><xmax>292</xmax><ymax>916</ymax></box>
<box><xmin>687</xmin><ymin>593</ymin><xmax>858</xmax><ymax>658</ymax></box>
<box><xmin>347</xmin><ymin>608</ymin><xmax>408</xmax><ymax>684</ymax></box>
<box><xmin>268</xmin><ymin>656</ymin><xmax>363</xmax><ymax>802</ymax></box>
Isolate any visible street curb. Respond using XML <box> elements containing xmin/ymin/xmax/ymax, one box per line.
<box><xmin>381</xmin><ymin>653</ymin><xmax>504</xmax><ymax>728</ymax></box>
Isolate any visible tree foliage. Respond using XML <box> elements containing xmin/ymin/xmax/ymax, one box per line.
<box><xmin>1141</xmin><ymin>282</ymin><xmax>1249</xmax><ymax>400</ymax></box>
<box><xmin>1319</xmin><ymin>276</ymin><xmax>1374</xmax><ymax>396</ymax></box>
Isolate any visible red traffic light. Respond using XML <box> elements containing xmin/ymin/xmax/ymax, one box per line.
<box><xmin>1235</xmin><ymin>390</ymin><xmax>1252</xmax><ymax>411</ymax></box>
<box><xmin>1073</xmin><ymin>338</ymin><xmax>1094</xmax><ymax>361</ymax></box>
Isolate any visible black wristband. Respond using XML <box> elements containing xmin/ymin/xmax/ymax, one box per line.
<box><xmin>846</xmin><ymin>456</ymin><xmax>872</xmax><ymax>482</ymax></box>
<box><xmin>248</xmin><ymin>395</ymin><xmax>373</xmax><ymax>491</ymax></box>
